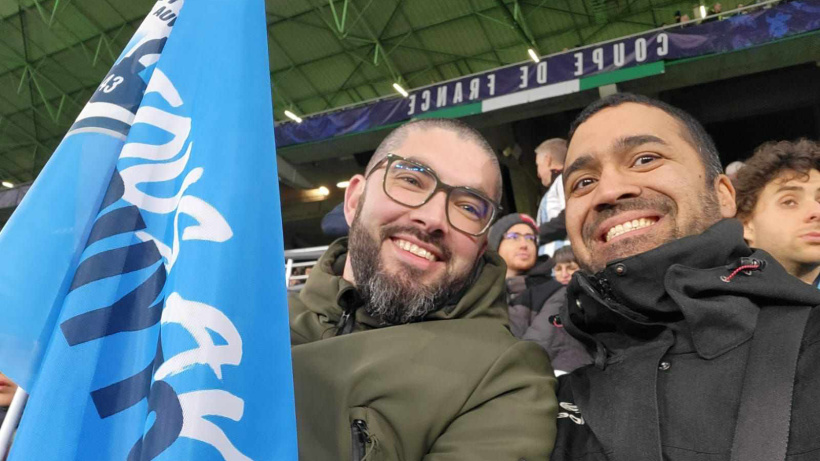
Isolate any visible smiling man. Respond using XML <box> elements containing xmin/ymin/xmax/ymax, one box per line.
<box><xmin>550</xmin><ymin>94</ymin><xmax>820</xmax><ymax>461</ymax></box>
<box><xmin>289</xmin><ymin>118</ymin><xmax>557</xmax><ymax>461</ymax></box>
<box><xmin>735</xmin><ymin>139</ymin><xmax>820</xmax><ymax>285</ymax></box>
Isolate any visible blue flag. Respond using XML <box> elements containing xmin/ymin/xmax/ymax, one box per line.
<box><xmin>0</xmin><ymin>0</ymin><xmax>297</xmax><ymax>459</ymax></box>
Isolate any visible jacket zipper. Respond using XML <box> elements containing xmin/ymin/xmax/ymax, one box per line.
<box><xmin>336</xmin><ymin>306</ymin><xmax>357</xmax><ymax>336</ymax></box>
<box><xmin>350</xmin><ymin>419</ymin><xmax>371</xmax><ymax>461</ymax></box>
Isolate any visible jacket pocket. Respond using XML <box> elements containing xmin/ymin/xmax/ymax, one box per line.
<box><xmin>349</xmin><ymin>406</ymin><xmax>403</xmax><ymax>461</ymax></box>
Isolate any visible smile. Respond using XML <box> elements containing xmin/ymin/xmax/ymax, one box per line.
<box><xmin>605</xmin><ymin>217</ymin><xmax>658</xmax><ymax>242</ymax></box>
<box><xmin>394</xmin><ymin>238</ymin><xmax>438</xmax><ymax>262</ymax></box>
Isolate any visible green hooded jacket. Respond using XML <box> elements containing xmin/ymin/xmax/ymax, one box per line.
<box><xmin>290</xmin><ymin>239</ymin><xmax>557</xmax><ymax>460</ymax></box>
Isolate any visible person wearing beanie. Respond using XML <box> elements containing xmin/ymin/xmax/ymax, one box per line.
<box><xmin>489</xmin><ymin>214</ymin><xmax>539</xmax><ymax>301</ymax></box>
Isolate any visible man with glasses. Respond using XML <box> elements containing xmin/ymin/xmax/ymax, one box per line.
<box><xmin>289</xmin><ymin>118</ymin><xmax>557</xmax><ymax>460</ymax></box>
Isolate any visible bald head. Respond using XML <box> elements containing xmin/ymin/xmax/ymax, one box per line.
<box><xmin>366</xmin><ymin>118</ymin><xmax>503</xmax><ymax>202</ymax></box>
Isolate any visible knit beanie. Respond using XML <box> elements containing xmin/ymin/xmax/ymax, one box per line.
<box><xmin>488</xmin><ymin>213</ymin><xmax>538</xmax><ymax>251</ymax></box>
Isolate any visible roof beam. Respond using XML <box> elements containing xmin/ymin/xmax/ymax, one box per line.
<box><xmin>494</xmin><ymin>0</ymin><xmax>537</xmax><ymax>48</ymax></box>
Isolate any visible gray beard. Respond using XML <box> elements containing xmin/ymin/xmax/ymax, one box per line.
<box><xmin>348</xmin><ymin>215</ymin><xmax>471</xmax><ymax>326</ymax></box>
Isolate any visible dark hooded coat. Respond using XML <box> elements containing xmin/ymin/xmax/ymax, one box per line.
<box><xmin>551</xmin><ymin>220</ymin><xmax>820</xmax><ymax>461</ymax></box>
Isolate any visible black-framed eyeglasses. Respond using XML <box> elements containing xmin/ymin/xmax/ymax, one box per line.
<box><xmin>365</xmin><ymin>153</ymin><xmax>502</xmax><ymax>236</ymax></box>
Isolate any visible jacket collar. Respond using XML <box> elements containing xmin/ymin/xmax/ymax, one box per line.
<box><xmin>298</xmin><ymin>238</ymin><xmax>510</xmax><ymax>330</ymax></box>
<box><xmin>563</xmin><ymin>219</ymin><xmax>820</xmax><ymax>366</ymax></box>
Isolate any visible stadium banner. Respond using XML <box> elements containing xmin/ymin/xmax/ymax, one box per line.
<box><xmin>275</xmin><ymin>0</ymin><xmax>820</xmax><ymax>147</ymax></box>
<box><xmin>0</xmin><ymin>0</ymin><xmax>297</xmax><ymax>459</ymax></box>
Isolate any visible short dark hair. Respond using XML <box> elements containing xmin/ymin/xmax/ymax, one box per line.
<box><xmin>553</xmin><ymin>246</ymin><xmax>577</xmax><ymax>265</ymax></box>
<box><xmin>567</xmin><ymin>93</ymin><xmax>723</xmax><ymax>182</ymax></box>
<box><xmin>735</xmin><ymin>139</ymin><xmax>820</xmax><ymax>220</ymax></box>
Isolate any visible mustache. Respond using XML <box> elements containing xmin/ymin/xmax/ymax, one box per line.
<box><xmin>582</xmin><ymin>196</ymin><xmax>674</xmax><ymax>241</ymax></box>
<box><xmin>380</xmin><ymin>224</ymin><xmax>452</xmax><ymax>261</ymax></box>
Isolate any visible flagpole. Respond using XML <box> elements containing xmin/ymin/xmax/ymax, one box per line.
<box><xmin>0</xmin><ymin>388</ymin><xmax>28</xmax><ymax>459</ymax></box>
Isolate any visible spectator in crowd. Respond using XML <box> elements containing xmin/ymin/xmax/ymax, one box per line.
<box><xmin>680</xmin><ymin>13</ymin><xmax>692</xmax><ymax>22</ymax></box>
<box><xmin>552</xmin><ymin>246</ymin><xmax>581</xmax><ymax>285</ymax></box>
<box><xmin>290</xmin><ymin>118</ymin><xmax>557</xmax><ymax>460</ymax></box>
<box><xmin>0</xmin><ymin>372</ymin><xmax>18</xmax><ymax>426</ymax></box>
<box><xmin>535</xmin><ymin>138</ymin><xmax>570</xmax><ymax>257</ymax></box>
<box><xmin>706</xmin><ymin>2</ymin><xmax>724</xmax><ymax>20</ymax></box>
<box><xmin>725</xmin><ymin>160</ymin><xmax>745</xmax><ymax>184</ymax></box>
<box><xmin>509</xmin><ymin>246</ymin><xmax>592</xmax><ymax>375</ymax></box>
<box><xmin>674</xmin><ymin>10</ymin><xmax>682</xmax><ymax>22</ymax></box>
<box><xmin>735</xmin><ymin>139</ymin><xmax>820</xmax><ymax>285</ymax></box>
<box><xmin>488</xmin><ymin>213</ymin><xmax>540</xmax><ymax>301</ymax></box>
<box><xmin>551</xmin><ymin>93</ymin><xmax>820</xmax><ymax>460</ymax></box>
<box><xmin>321</xmin><ymin>202</ymin><xmax>349</xmax><ymax>237</ymax></box>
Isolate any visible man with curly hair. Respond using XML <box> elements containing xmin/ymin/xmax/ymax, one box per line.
<box><xmin>735</xmin><ymin>139</ymin><xmax>820</xmax><ymax>285</ymax></box>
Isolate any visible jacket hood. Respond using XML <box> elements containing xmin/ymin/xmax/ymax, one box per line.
<box><xmin>563</xmin><ymin>219</ymin><xmax>820</xmax><ymax>367</ymax></box>
<box><xmin>298</xmin><ymin>238</ymin><xmax>509</xmax><ymax>329</ymax></box>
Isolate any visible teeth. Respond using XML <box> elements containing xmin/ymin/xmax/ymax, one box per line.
<box><xmin>395</xmin><ymin>239</ymin><xmax>437</xmax><ymax>261</ymax></box>
<box><xmin>605</xmin><ymin>218</ymin><xmax>657</xmax><ymax>242</ymax></box>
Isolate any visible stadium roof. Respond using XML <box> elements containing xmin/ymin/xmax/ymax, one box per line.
<box><xmin>0</xmin><ymin>0</ymin><xmax>711</xmax><ymax>186</ymax></box>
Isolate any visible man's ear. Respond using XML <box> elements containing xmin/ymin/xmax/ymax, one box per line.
<box><xmin>343</xmin><ymin>174</ymin><xmax>366</xmax><ymax>226</ymax></box>
<box><xmin>715</xmin><ymin>174</ymin><xmax>737</xmax><ymax>218</ymax></box>
<box><xmin>742</xmin><ymin>217</ymin><xmax>756</xmax><ymax>246</ymax></box>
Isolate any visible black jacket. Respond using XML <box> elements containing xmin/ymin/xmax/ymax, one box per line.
<box><xmin>551</xmin><ymin>219</ymin><xmax>820</xmax><ymax>461</ymax></box>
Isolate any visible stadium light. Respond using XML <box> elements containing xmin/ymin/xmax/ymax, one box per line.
<box><xmin>284</xmin><ymin>110</ymin><xmax>303</xmax><ymax>123</ymax></box>
<box><xmin>392</xmin><ymin>82</ymin><xmax>409</xmax><ymax>98</ymax></box>
<box><xmin>336</xmin><ymin>181</ymin><xmax>350</xmax><ymax>189</ymax></box>
<box><xmin>318</xmin><ymin>186</ymin><xmax>330</xmax><ymax>196</ymax></box>
<box><xmin>527</xmin><ymin>48</ymin><xmax>540</xmax><ymax>63</ymax></box>
<box><xmin>1</xmin><ymin>181</ymin><xmax>12</xmax><ymax>188</ymax></box>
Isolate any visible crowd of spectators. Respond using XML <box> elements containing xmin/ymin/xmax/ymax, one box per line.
<box><xmin>291</xmin><ymin>91</ymin><xmax>820</xmax><ymax>459</ymax></box>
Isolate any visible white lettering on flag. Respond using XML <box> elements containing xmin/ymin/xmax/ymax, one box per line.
<box><xmin>155</xmin><ymin>292</ymin><xmax>243</xmax><ymax>380</ymax></box>
<box><xmin>178</xmin><ymin>390</ymin><xmax>251</xmax><ymax>461</ymax></box>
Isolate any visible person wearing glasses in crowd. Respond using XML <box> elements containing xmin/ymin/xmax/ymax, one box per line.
<box><xmin>289</xmin><ymin>118</ymin><xmax>557</xmax><ymax>460</ymax></box>
<box><xmin>488</xmin><ymin>213</ymin><xmax>541</xmax><ymax>300</ymax></box>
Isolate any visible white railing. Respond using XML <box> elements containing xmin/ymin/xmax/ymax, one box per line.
<box><xmin>284</xmin><ymin>246</ymin><xmax>329</xmax><ymax>292</ymax></box>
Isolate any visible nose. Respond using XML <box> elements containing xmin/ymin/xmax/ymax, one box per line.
<box><xmin>406</xmin><ymin>190</ymin><xmax>448</xmax><ymax>235</ymax></box>
<box><xmin>806</xmin><ymin>200</ymin><xmax>820</xmax><ymax>223</ymax></box>
<box><xmin>590</xmin><ymin>169</ymin><xmax>642</xmax><ymax>212</ymax></box>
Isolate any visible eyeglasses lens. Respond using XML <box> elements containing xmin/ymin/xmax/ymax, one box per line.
<box><xmin>384</xmin><ymin>159</ymin><xmax>493</xmax><ymax>235</ymax></box>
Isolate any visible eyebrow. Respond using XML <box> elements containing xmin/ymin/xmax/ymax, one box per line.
<box><xmin>404</xmin><ymin>155</ymin><xmax>489</xmax><ymax>195</ymax></box>
<box><xmin>562</xmin><ymin>154</ymin><xmax>597</xmax><ymax>183</ymax></box>
<box><xmin>775</xmin><ymin>185</ymin><xmax>804</xmax><ymax>194</ymax></box>
<box><xmin>563</xmin><ymin>134</ymin><xmax>668</xmax><ymax>182</ymax></box>
<box><xmin>615</xmin><ymin>134</ymin><xmax>668</xmax><ymax>152</ymax></box>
